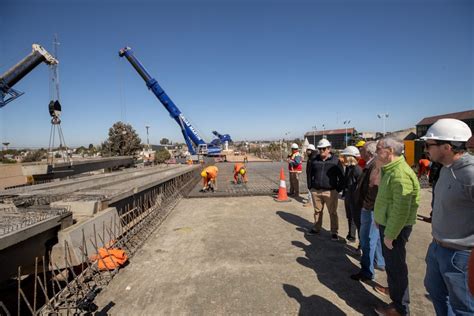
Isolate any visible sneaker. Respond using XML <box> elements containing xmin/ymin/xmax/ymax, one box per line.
<box><xmin>374</xmin><ymin>285</ymin><xmax>390</xmax><ymax>297</ymax></box>
<box><xmin>331</xmin><ymin>234</ymin><xmax>339</xmax><ymax>241</ymax></box>
<box><xmin>374</xmin><ymin>305</ymin><xmax>402</xmax><ymax>316</ymax></box>
<box><xmin>305</xmin><ymin>228</ymin><xmax>320</xmax><ymax>236</ymax></box>
<box><xmin>350</xmin><ymin>272</ymin><xmax>373</xmax><ymax>282</ymax></box>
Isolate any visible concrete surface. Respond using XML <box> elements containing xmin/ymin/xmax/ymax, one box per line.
<box><xmin>95</xmin><ymin>189</ymin><xmax>435</xmax><ymax>315</ymax></box>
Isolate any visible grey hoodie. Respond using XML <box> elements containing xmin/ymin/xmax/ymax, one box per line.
<box><xmin>432</xmin><ymin>153</ymin><xmax>474</xmax><ymax>247</ymax></box>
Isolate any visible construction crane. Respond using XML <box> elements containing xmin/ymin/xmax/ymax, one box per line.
<box><xmin>0</xmin><ymin>44</ymin><xmax>58</xmax><ymax>107</ymax></box>
<box><xmin>119</xmin><ymin>47</ymin><xmax>232</xmax><ymax>156</ymax></box>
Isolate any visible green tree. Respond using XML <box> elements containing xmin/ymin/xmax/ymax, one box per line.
<box><xmin>160</xmin><ymin>138</ymin><xmax>170</xmax><ymax>145</ymax></box>
<box><xmin>101</xmin><ymin>122</ymin><xmax>142</xmax><ymax>156</ymax></box>
<box><xmin>23</xmin><ymin>150</ymin><xmax>46</xmax><ymax>162</ymax></box>
<box><xmin>154</xmin><ymin>148</ymin><xmax>171</xmax><ymax>164</ymax></box>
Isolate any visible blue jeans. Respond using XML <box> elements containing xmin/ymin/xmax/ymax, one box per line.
<box><xmin>424</xmin><ymin>242</ymin><xmax>474</xmax><ymax>315</ymax></box>
<box><xmin>359</xmin><ymin>209</ymin><xmax>385</xmax><ymax>278</ymax></box>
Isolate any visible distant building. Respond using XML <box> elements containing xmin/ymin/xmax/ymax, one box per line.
<box><xmin>416</xmin><ymin>109</ymin><xmax>474</xmax><ymax>138</ymax></box>
<box><xmin>304</xmin><ymin>128</ymin><xmax>356</xmax><ymax>149</ymax></box>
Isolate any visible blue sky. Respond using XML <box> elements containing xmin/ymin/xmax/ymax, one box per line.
<box><xmin>0</xmin><ymin>0</ymin><xmax>472</xmax><ymax>148</ymax></box>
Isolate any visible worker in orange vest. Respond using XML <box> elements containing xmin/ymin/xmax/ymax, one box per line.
<box><xmin>233</xmin><ymin>162</ymin><xmax>248</xmax><ymax>184</ymax></box>
<box><xmin>418</xmin><ymin>154</ymin><xmax>431</xmax><ymax>178</ymax></box>
<box><xmin>200</xmin><ymin>165</ymin><xmax>218</xmax><ymax>192</ymax></box>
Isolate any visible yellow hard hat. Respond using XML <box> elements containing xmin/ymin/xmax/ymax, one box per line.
<box><xmin>201</xmin><ymin>170</ymin><xmax>207</xmax><ymax>177</ymax></box>
<box><xmin>355</xmin><ymin>140</ymin><xmax>366</xmax><ymax>147</ymax></box>
<box><xmin>239</xmin><ymin>168</ymin><xmax>246</xmax><ymax>175</ymax></box>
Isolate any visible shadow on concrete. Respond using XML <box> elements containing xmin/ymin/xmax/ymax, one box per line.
<box><xmin>283</xmin><ymin>283</ymin><xmax>345</xmax><ymax>316</ymax></box>
<box><xmin>277</xmin><ymin>211</ymin><xmax>385</xmax><ymax>315</ymax></box>
<box><xmin>95</xmin><ymin>301</ymin><xmax>115</xmax><ymax>315</ymax></box>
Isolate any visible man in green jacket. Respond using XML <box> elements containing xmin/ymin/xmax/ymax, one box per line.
<box><xmin>373</xmin><ymin>137</ymin><xmax>420</xmax><ymax>316</ymax></box>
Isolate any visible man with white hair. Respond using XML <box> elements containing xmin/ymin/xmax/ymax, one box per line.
<box><xmin>373</xmin><ymin>137</ymin><xmax>420</xmax><ymax>316</ymax></box>
<box><xmin>350</xmin><ymin>141</ymin><xmax>385</xmax><ymax>282</ymax></box>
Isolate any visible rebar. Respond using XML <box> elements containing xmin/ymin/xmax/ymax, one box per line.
<box><xmin>1</xmin><ymin>168</ymin><xmax>200</xmax><ymax>315</ymax></box>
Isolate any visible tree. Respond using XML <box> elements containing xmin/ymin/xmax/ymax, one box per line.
<box><xmin>23</xmin><ymin>150</ymin><xmax>46</xmax><ymax>162</ymax></box>
<box><xmin>101</xmin><ymin>121</ymin><xmax>142</xmax><ymax>156</ymax></box>
<box><xmin>154</xmin><ymin>148</ymin><xmax>171</xmax><ymax>164</ymax></box>
<box><xmin>160</xmin><ymin>138</ymin><xmax>170</xmax><ymax>145</ymax></box>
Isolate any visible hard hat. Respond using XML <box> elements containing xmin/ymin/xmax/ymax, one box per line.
<box><xmin>291</xmin><ymin>143</ymin><xmax>299</xmax><ymax>149</ymax></box>
<box><xmin>421</xmin><ymin>118</ymin><xmax>472</xmax><ymax>142</ymax></box>
<box><xmin>239</xmin><ymin>168</ymin><xmax>246</xmax><ymax>175</ymax></box>
<box><xmin>307</xmin><ymin>144</ymin><xmax>316</xmax><ymax>151</ymax></box>
<box><xmin>317</xmin><ymin>139</ymin><xmax>331</xmax><ymax>148</ymax></box>
<box><xmin>201</xmin><ymin>170</ymin><xmax>207</xmax><ymax>177</ymax></box>
<box><xmin>340</xmin><ymin>146</ymin><xmax>360</xmax><ymax>157</ymax></box>
<box><xmin>355</xmin><ymin>140</ymin><xmax>366</xmax><ymax>147</ymax></box>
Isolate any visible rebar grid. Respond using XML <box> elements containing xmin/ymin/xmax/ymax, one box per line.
<box><xmin>1</xmin><ymin>168</ymin><xmax>199</xmax><ymax>315</ymax></box>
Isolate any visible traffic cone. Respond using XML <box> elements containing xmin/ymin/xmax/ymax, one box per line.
<box><xmin>274</xmin><ymin>167</ymin><xmax>291</xmax><ymax>202</ymax></box>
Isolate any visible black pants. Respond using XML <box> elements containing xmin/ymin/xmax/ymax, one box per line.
<box><xmin>379</xmin><ymin>225</ymin><xmax>412</xmax><ymax>315</ymax></box>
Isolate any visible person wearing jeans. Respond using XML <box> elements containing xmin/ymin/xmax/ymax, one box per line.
<box><xmin>422</xmin><ymin>118</ymin><xmax>474</xmax><ymax>315</ymax></box>
<box><xmin>351</xmin><ymin>141</ymin><xmax>385</xmax><ymax>282</ymax></box>
<box><xmin>359</xmin><ymin>208</ymin><xmax>385</xmax><ymax>279</ymax></box>
<box><xmin>425</xmin><ymin>243</ymin><xmax>473</xmax><ymax>315</ymax></box>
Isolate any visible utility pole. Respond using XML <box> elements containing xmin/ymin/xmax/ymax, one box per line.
<box><xmin>145</xmin><ymin>125</ymin><xmax>150</xmax><ymax>150</ymax></box>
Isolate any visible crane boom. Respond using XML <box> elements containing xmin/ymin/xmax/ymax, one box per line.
<box><xmin>0</xmin><ymin>44</ymin><xmax>58</xmax><ymax>107</ymax></box>
<box><xmin>119</xmin><ymin>47</ymin><xmax>212</xmax><ymax>155</ymax></box>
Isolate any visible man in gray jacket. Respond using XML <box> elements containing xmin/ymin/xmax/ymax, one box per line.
<box><xmin>422</xmin><ymin>118</ymin><xmax>474</xmax><ymax>315</ymax></box>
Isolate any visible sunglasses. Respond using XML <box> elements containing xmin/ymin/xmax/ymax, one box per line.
<box><xmin>424</xmin><ymin>141</ymin><xmax>449</xmax><ymax>149</ymax></box>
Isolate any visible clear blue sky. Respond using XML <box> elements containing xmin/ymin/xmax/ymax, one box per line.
<box><xmin>1</xmin><ymin>0</ymin><xmax>472</xmax><ymax>148</ymax></box>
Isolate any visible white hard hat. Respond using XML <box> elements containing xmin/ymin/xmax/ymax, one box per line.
<box><xmin>291</xmin><ymin>143</ymin><xmax>299</xmax><ymax>149</ymax></box>
<box><xmin>421</xmin><ymin>118</ymin><xmax>472</xmax><ymax>142</ymax></box>
<box><xmin>317</xmin><ymin>139</ymin><xmax>331</xmax><ymax>148</ymax></box>
<box><xmin>307</xmin><ymin>144</ymin><xmax>316</xmax><ymax>151</ymax></box>
<box><xmin>340</xmin><ymin>146</ymin><xmax>360</xmax><ymax>157</ymax></box>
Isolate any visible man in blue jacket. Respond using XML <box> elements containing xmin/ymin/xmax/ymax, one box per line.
<box><xmin>305</xmin><ymin>138</ymin><xmax>344</xmax><ymax>240</ymax></box>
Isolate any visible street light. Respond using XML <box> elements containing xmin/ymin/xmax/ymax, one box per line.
<box><xmin>322</xmin><ymin>124</ymin><xmax>326</xmax><ymax>139</ymax></box>
<box><xmin>312</xmin><ymin>125</ymin><xmax>317</xmax><ymax>146</ymax></box>
<box><xmin>377</xmin><ymin>113</ymin><xmax>389</xmax><ymax>135</ymax></box>
<box><xmin>343</xmin><ymin>120</ymin><xmax>351</xmax><ymax>147</ymax></box>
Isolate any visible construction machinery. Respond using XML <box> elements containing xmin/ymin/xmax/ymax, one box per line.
<box><xmin>0</xmin><ymin>44</ymin><xmax>58</xmax><ymax>107</ymax></box>
<box><xmin>119</xmin><ymin>47</ymin><xmax>232</xmax><ymax>156</ymax></box>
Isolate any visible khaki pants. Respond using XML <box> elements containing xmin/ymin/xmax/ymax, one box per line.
<box><xmin>311</xmin><ymin>189</ymin><xmax>339</xmax><ymax>234</ymax></box>
<box><xmin>289</xmin><ymin>172</ymin><xmax>299</xmax><ymax>196</ymax></box>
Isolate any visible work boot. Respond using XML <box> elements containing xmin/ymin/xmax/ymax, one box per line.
<box><xmin>331</xmin><ymin>234</ymin><xmax>339</xmax><ymax>241</ymax></box>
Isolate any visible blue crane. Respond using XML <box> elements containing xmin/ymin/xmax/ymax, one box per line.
<box><xmin>119</xmin><ymin>47</ymin><xmax>232</xmax><ymax>156</ymax></box>
<box><xmin>0</xmin><ymin>44</ymin><xmax>58</xmax><ymax>108</ymax></box>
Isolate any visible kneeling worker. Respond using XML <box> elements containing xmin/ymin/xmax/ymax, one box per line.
<box><xmin>201</xmin><ymin>165</ymin><xmax>219</xmax><ymax>192</ymax></box>
<box><xmin>233</xmin><ymin>162</ymin><xmax>248</xmax><ymax>184</ymax></box>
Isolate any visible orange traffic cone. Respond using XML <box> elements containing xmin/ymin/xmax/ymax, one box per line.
<box><xmin>274</xmin><ymin>167</ymin><xmax>291</xmax><ymax>202</ymax></box>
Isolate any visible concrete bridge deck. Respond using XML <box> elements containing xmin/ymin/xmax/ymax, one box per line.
<box><xmin>95</xmin><ymin>191</ymin><xmax>435</xmax><ymax>315</ymax></box>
